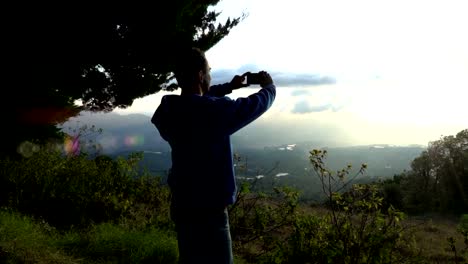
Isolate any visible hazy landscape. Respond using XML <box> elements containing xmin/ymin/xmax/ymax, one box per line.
<box><xmin>62</xmin><ymin>111</ymin><xmax>425</xmax><ymax>201</ymax></box>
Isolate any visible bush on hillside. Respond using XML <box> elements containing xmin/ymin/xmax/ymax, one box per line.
<box><xmin>230</xmin><ymin>150</ymin><xmax>418</xmax><ymax>263</ymax></box>
<box><xmin>0</xmin><ymin>147</ymin><xmax>170</xmax><ymax>229</ymax></box>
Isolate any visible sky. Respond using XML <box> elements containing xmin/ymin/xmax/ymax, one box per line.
<box><xmin>114</xmin><ymin>0</ymin><xmax>468</xmax><ymax>146</ymax></box>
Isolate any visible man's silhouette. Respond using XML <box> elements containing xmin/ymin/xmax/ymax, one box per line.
<box><xmin>152</xmin><ymin>47</ymin><xmax>275</xmax><ymax>263</ymax></box>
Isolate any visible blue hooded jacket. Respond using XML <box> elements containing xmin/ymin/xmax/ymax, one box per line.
<box><xmin>151</xmin><ymin>83</ymin><xmax>276</xmax><ymax>208</ymax></box>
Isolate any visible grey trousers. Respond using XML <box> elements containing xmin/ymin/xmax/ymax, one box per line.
<box><xmin>171</xmin><ymin>202</ymin><xmax>234</xmax><ymax>264</ymax></box>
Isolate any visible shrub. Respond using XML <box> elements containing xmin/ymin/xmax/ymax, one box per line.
<box><xmin>0</xmin><ymin>147</ymin><xmax>170</xmax><ymax>229</ymax></box>
<box><xmin>457</xmin><ymin>214</ymin><xmax>468</xmax><ymax>251</ymax></box>
<box><xmin>229</xmin><ymin>181</ymin><xmax>299</xmax><ymax>262</ymax></box>
<box><xmin>232</xmin><ymin>150</ymin><xmax>418</xmax><ymax>263</ymax></box>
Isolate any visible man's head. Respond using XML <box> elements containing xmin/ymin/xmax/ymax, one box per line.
<box><xmin>174</xmin><ymin>47</ymin><xmax>211</xmax><ymax>94</ymax></box>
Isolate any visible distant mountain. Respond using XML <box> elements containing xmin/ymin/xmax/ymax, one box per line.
<box><xmin>59</xmin><ymin>112</ymin><xmax>425</xmax><ymax>200</ymax></box>
<box><xmin>135</xmin><ymin>141</ymin><xmax>424</xmax><ymax>201</ymax></box>
<box><xmin>233</xmin><ymin>143</ymin><xmax>424</xmax><ymax>178</ymax></box>
<box><xmin>60</xmin><ymin>111</ymin><xmax>425</xmax><ymax>177</ymax></box>
<box><xmin>60</xmin><ymin>112</ymin><xmax>341</xmax><ymax>154</ymax></box>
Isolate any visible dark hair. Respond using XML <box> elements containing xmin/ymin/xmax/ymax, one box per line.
<box><xmin>174</xmin><ymin>47</ymin><xmax>208</xmax><ymax>90</ymax></box>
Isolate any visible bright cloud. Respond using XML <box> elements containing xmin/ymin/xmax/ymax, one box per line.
<box><xmin>114</xmin><ymin>0</ymin><xmax>468</xmax><ymax>146</ymax></box>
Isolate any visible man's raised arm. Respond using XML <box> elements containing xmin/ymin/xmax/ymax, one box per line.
<box><xmin>204</xmin><ymin>73</ymin><xmax>250</xmax><ymax>97</ymax></box>
<box><xmin>204</xmin><ymin>83</ymin><xmax>234</xmax><ymax>97</ymax></box>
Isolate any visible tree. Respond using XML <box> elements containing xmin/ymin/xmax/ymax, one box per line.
<box><xmin>398</xmin><ymin>129</ymin><xmax>468</xmax><ymax>214</ymax></box>
<box><xmin>400</xmin><ymin>150</ymin><xmax>435</xmax><ymax>213</ymax></box>
<box><xmin>433</xmin><ymin>129</ymin><xmax>468</xmax><ymax>213</ymax></box>
<box><xmin>4</xmin><ymin>1</ymin><xmax>242</xmax><ymax>156</ymax></box>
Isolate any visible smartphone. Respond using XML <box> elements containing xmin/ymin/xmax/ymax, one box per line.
<box><xmin>247</xmin><ymin>72</ymin><xmax>261</xmax><ymax>85</ymax></box>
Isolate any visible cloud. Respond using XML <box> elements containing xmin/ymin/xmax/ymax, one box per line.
<box><xmin>210</xmin><ymin>69</ymin><xmax>237</xmax><ymax>84</ymax></box>
<box><xmin>210</xmin><ymin>65</ymin><xmax>259</xmax><ymax>84</ymax></box>
<box><xmin>291</xmin><ymin>90</ymin><xmax>311</xmax><ymax>96</ymax></box>
<box><xmin>273</xmin><ymin>73</ymin><xmax>336</xmax><ymax>87</ymax></box>
<box><xmin>292</xmin><ymin>100</ymin><xmax>342</xmax><ymax>114</ymax></box>
<box><xmin>237</xmin><ymin>64</ymin><xmax>260</xmax><ymax>73</ymax></box>
<box><xmin>210</xmin><ymin>66</ymin><xmax>336</xmax><ymax>87</ymax></box>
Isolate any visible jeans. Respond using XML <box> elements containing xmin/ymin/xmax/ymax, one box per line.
<box><xmin>171</xmin><ymin>202</ymin><xmax>234</xmax><ymax>264</ymax></box>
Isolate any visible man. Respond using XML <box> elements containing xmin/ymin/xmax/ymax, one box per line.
<box><xmin>151</xmin><ymin>47</ymin><xmax>275</xmax><ymax>263</ymax></box>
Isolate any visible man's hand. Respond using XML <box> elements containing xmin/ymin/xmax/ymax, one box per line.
<box><xmin>230</xmin><ymin>72</ymin><xmax>250</xmax><ymax>90</ymax></box>
<box><xmin>258</xmin><ymin>71</ymin><xmax>273</xmax><ymax>88</ymax></box>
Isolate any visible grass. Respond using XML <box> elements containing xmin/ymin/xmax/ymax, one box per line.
<box><xmin>406</xmin><ymin>215</ymin><xmax>468</xmax><ymax>263</ymax></box>
<box><xmin>0</xmin><ymin>209</ymin><xmax>78</xmax><ymax>264</ymax></box>
<box><xmin>71</xmin><ymin>223</ymin><xmax>178</xmax><ymax>263</ymax></box>
<box><xmin>3</xmin><ymin>206</ymin><xmax>468</xmax><ymax>263</ymax></box>
<box><xmin>0</xmin><ymin>209</ymin><xmax>178</xmax><ymax>264</ymax></box>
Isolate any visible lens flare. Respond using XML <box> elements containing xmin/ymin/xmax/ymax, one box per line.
<box><xmin>17</xmin><ymin>141</ymin><xmax>40</xmax><ymax>158</ymax></box>
<box><xmin>64</xmin><ymin>136</ymin><xmax>80</xmax><ymax>155</ymax></box>
<box><xmin>124</xmin><ymin>135</ymin><xmax>144</xmax><ymax>146</ymax></box>
<box><xmin>44</xmin><ymin>140</ymin><xmax>62</xmax><ymax>152</ymax></box>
